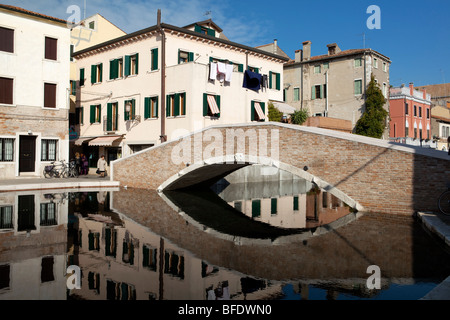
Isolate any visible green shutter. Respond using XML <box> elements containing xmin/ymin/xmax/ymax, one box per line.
<box><xmin>207</xmin><ymin>28</ymin><xmax>216</xmax><ymax>37</ymax></box>
<box><xmin>151</xmin><ymin>48</ymin><xmax>158</xmax><ymax>70</ymax></box>
<box><xmin>238</xmin><ymin>64</ymin><xmax>243</xmax><ymax>72</ymax></box>
<box><xmin>293</xmin><ymin>196</ymin><xmax>299</xmax><ymax>211</ymax></box>
<box><xmin>188</xmin><ymin>52</ymin><xmax>194</xmax><ymax>62</ymax></box>
<box><xmin>166</xmin><ymin>95</ymin><xmax>171</xmax><ymax>117</ymax></box>
<box><xmin>80</xmin><ymin>68</ymin><xmax>85</xmax><ymax>86</ymax></box>
<box><xmin>107</xmin><ymin>103</ymin><xmax>112</xmax><ymax>131</ymax></box>
<box><xmin>311</xmin><ymin>86</ymin><xmax>316</xmax><ymax>100</ymax></box>
<box><xmin>155</xmin><ymin>97</ymin><xmax>159</xmax><ymax>118</ymax></box>
<box><xmin>251</xmin><ymin>101</ymin><xmax>255</xmax><ymax>121</ymax></box>
<box><xmin>203</xmin><ymin>93</ymin><xmax>208</xmax><ymax>116</ymax></box>
<box><xmin>320</xmin><ymin>85</ymin><xmax>324</xmax><ymax>99</ymax></box>
<box><xmin>144</xmin><ymin>97</ymin><xmax>150</xmax><ymax>119</ymax></box>
<box><xmin>215</xmin><ymin>95</ymin><xmax>220</xmax><ymax>118</ymax></box>
<box><xmin>271</xmin><ymin>198</ymin><xmax>277</xmax><ymax>214</ymax></box>
<box><xmin>276</xmin><ymin>73</ymin><xmax>280</xmax><ymax>90</ymax></box>
<box><xmin>182</xmin><ymin>93</ymin><xmax>186</xmax><ymax>116</ymax></box>
<box><xmin>71</xmin><ymin>81</ymin><xmax>76</xmax><ymax>96</ymax></box>
<box><xmin>252</xmin><ymin>200</ymin><xmax>261</xmax><ymax>218</ymax></box>
<box><xmin>134</xmin><ymin>53</ymin><xmax>139</xmax><ymax>74</ymax></box>
<box><xmin>124</xmin><ymin>55</ymin><xmax>130</xmax><ymax>76</ymax></box>
<box><xmin>143</xmin><ymin>246</ymin><xmax>149</xmax><ymax>267</ymax></box>
<box><xmin>194</xmin><ymin>24</ymin><xmax>202</xmax><ymax>33</ymax></box>
<box><xmin>124</xmin><ymin>101</ymin><xmax>129</xmax><ymax>121</ymax></box>
<box><xmin>269</xmin><ymin>71</ymin><xmax>273</xmax><ymax>89</ymax></box>
<box><xmin>178</xmin><ymin>49</ymin><xmax>181</xmax><ymax>64</ymax></box>
<box><xmin>90</xmin><ymin>105</ymin><xmax>95</xmax><ymax>124</ymax></box>
<box><xmin>91</xmin><ymin>65</ymin><xmax>97</xmax><ymax>84</ymax></box>
<box><xmin>174</xmin><ymin>94</ymin><xmax>180</xmax><ymax>116</ymax></box>
<box><xmin>132</xmin><ymin>99</ymin><xmax>136</xmax><ymax>118</ymax></box>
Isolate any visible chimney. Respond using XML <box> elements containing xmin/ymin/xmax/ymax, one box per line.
<box><xmin>302</xmin><ymin>41</ymin><xmax>311</xmax><ymax>61</ymax></box>
<box><xmin>295</xmin><ymin>49</ymin><xmax>302</xmax><ymax>62</ymax></box>
<box><xmin>409</xmin><ymin>82</ymin><xmax>414</xmax><ymax>96</ymax></box>
<box><xmin>273</xmin><ymin>39</ymin><xmax>278</xmax><ymax>55</ymax></box>
<box><xmin>327</xmin><ymin>43</ymin><xmax>341</xmax><ymax>55</ymax></box>
<box><xmin>422</xmin><ymin>88</ymin><xmax>427</xmax><ymax>100</ymax></box>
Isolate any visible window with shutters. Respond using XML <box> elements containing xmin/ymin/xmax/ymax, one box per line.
<box><xmin>293</xmin><ymin>87</ymin><xmax>300</xmax><ymax>101</ymax></box>
<box><xmin>144</xmin><ymin>96</ymin><xmax>159</xmax><ymax>119</ymax></box>
<box><xmin>250</xmin><ymin>100</ymin><xmax>265</xmax><ymax>122</ymax></box>
<box><xmin>0</xmin><ymin>77</ymin><xmax>13</xmax><ymax>105</ymax></box>
<box><xmin>167</xmin><ymin>92</ymin><xmax>186</xmax><ymax>117</ymax></box>
<box><xmin>314</xmin><ymin>65</ymin><xmax>321</xmax><ymax>74</ymax></box>
<box><xmin>354</xmin><ymin>58</ymin><xmax>362</xmax><ymax>68</ymax></box>
<box><xmin>44</xmin><ymin>37</ymin><xmax>57</xmax><ymax>60</ymax></box>
<box><xmin>354</xmin><ymin>79</ymin><xmax>362</xmax><ymax>95</ymax></box>
<box><xmin>44</xmin><ymin>83</ymin><xmax>57</xmax><ymax>108</ymax></box>
<box><xmin>109</xmin><ymin>57</ymin><xmax>123</xmax><ymax>80</ymax></box>
<box><xmin>203</xmin><ymin>93</ymin><xmax>220</xmax><ymax>118</ymax></box>
<box><xmin>269</xmin><ymin>71</ymin><xmax>281</xmax><ymax>91</ymax></box>
<box><xmin>91</xmin><ymin>63</ymin><xmax>103</xmax><ymax>84</ymax></box>
<box><xmin>124</xmin><ymin>54</ymin><xmax>138</xmax><ymax>77</ymax></box>
<box><xmin>106</xmin><ymin>102</ymin><xmax>119</xmax><ymax>131</ymax></box>
<box><xmin>90</xmin><ymin>104</ymin><xmax>101</xmax><ymax>124</ymax></box>
<box><xmin>0</xmin><ymin>27</ymin><xmax>14</xmax><ymax>53</ymax></box>
<box><xmin>151</xmin><ymin>48</ymin><xmax>158</xmax><ymax>71</ymax></box>
<box><xmin>124</xmin><ymin>99</ymin><xmax>136</xmax><ymax>121</ymax></box>
<box><xmin>178</xmin><ymin>50</ymin><xmax>193</xmax><ymax>64</ymax></box>
<box><xmin>194</xmin><ymin>24</ymin><xmax>216</xmax><ymax>37</ymax></box>
<box><xmin>311</xmin><ymin>85</ymin><xmax>325</xmax><ymax>100</ymax></box>
<box><xmin>70</xmin><ymin>80</ymin><xmax>76</xmax><ymax>96</ymax></box>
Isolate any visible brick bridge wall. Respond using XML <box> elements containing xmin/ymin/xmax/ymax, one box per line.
<box><xmin>111</xmin><ymin>123</ymin><xmax>450</xmax><ymax>216</ymax></box>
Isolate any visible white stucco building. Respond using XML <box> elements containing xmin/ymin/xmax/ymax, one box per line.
<box><xmin>72</xmin><ymin>18</ymin><xmax>288</xmax><ymax>168</ymax></box>
<box><xmin>0</xmin><ymin>5</ymin><xmax>70</xmax><ymax>179</ymax></box>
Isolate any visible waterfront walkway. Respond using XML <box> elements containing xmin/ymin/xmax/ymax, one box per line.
<box><xmin>0</xmin><ymin>176</ymin><xmax>448</xmax><ymax>299</ymax></box>
<box><xmin>0</xmin><ymin>174</ymin><xmax>120</xmax><ymax>192</ymax></box>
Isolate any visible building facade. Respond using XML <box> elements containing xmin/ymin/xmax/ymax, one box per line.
<box><xmin>430</xmin><ymin>103</ymin><xmax>450</xmax><ymax>151</ymax></box>
<box><xmin>72</xmin><ymin>18</ymin><xmax>288</xmax><ymax>168</ymax></box>
<box><xmin>0</xmin><ymin>5</ymin><xmax>70</xmax><ymax>179</ymax></box>
<box><xmin>69</xmin><ymin>14</ymin><xmax>127</xmax><ymax>148</ymax></box>
<box><xmin>284</xmin><ymin>42</ymin><xmax>391</xmax><ymax>137</ymax></box>
<box><xmin>389</xmin><ymin>83</ymin><xmax>432</xmax><ymax>145</ymax></box>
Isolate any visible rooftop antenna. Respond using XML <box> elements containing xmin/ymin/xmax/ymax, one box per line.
<box><xmin>204</xmin><ymin>10</ymin><xmax>212</xmax><ymax>20</ymax></box>
<box><xmin>84</xmin><ymin>0</ymin><xmax>86</xmax><ymax>20</ymax></box>
<box><xmin>357</xmin><ymin>33</ymin><xmax>367</xmax><ymax>49</ymax></box>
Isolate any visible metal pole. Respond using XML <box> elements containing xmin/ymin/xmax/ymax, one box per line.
<box><xmin>158</xmin><ymin>9</ymin><xmax>167</xmax><ymax>143</ymax></box>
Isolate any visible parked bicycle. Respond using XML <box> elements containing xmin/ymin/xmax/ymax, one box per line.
<box><xmin>43</xmin><ymin>160</ymin><xmax>68</xmax><ymax>179</ymax></box>
<box><xmin>67</xmin><ymin>159</ymin><xmax>79</xmax><ymax>178</ymax></box>
<box><xmin>438</xmin><ymin>185</ymin><xmax>450</xmax><ymax>216</ymax></box>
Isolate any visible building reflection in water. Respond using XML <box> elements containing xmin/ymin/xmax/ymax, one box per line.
<box><xmin>1</xmin><ymin>173</ymin><xmax>450</xmax><ymax>300</ymax></box>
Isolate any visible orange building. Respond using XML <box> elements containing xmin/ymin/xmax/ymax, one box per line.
<box><xmin>389</xmin><ymin>83</ymin><xmax>432</xmax><ymax>140</ymax></box>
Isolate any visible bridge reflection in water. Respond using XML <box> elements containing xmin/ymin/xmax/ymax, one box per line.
<box><xmin>1</xmin><ymin>177</ymin><xmax>450</xmax><ymax>300</ymax></box>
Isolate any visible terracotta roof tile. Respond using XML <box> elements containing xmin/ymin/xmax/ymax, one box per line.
<box><xmin>0</xmin><ymin>4</ymin><xmax>67</xmax><ymax>24</ymax></box>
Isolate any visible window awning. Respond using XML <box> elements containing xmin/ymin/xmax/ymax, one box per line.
<box><xmin>74</xmin><ymin>137</ymin><xmax>94</xmax><ymax>146</ymax></box>
<box><xmin>271</xmin><ymin>101</ymin><xmax>296</xmax><ymax>115</ymax></box>
<box><xmin>88</xmin><ymin>136</ymin><xmax>122</xmax><ymax>147</ymax></box>
<box><xmin>254</xmin><ymin>102</ymin><xmax>266</xmax><ymax>120</ymax></box>
<box><xmin>207</xmin><ymin>95</ymin><xmax>220</xmax><ymax>114</ymax></box>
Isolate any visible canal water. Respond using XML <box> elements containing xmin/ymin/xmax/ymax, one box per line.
<box><xmin>0</xmin><ymin>174</ymin><xmax>449</xmax><ymax>300</ymax></box>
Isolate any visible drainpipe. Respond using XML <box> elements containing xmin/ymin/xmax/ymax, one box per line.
<box><xmin>157</xmin><ymin>9</ymin><xmax>167</xmax><ymax>143</ymax></box>
<box><xmin>325</xmin><ymin>71</ymin><xmax>328</xmax><ymax>117</ymax></box>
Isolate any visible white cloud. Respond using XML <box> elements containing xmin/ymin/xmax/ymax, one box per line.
<box><xmin>2</xmin><ymin>0</ymin><xmax>272</xmax><ymax>47</ymax></box>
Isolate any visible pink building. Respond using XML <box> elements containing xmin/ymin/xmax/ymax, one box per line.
<box><xmin>389</xmin><ymin>83</ymin><xmax>432</xmax><ymax>140</ymax></box>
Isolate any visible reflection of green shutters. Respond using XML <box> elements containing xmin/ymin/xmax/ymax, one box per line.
<box><xmin>271</xmin><ymin>198</ymin><xmax>277</xmax><ymax>215</ymax></box>
<box><xmin>252</xmin><ymin>200</ymin><xmax>261</xmax><ymax>218</ymax></box>
<box><xmin>88</xmin><ymin>233</ymin><xmax>94</xmax><ymax>250</ymax></box>
<box><xmin>143</xmin><ymin>246</ymin><xmax>149</xmax><ymax>267</ymax></box>
<box><xmin>151</xmin><ymin>48</ymin><xmax>158</xmax><ymax>70</ymax></box>
<box><xmin>293</xmin><ymin>196</ymin><xmax>299</xmax><ymax>211</ymax></box>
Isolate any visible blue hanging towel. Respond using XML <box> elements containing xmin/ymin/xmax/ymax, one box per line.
<box><xmin>243</xmin><ymin>70</ymin><xmax>262</xmax><ymax>92</ymax></box>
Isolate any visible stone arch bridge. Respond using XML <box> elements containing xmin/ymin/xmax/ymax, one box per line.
<box><xmin>111</xmin><ymin>123</ymin><xmax>449</xmax><ymax>216</ymax></box>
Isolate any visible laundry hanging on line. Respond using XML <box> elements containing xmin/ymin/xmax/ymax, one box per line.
<box><xmin>209</xmin><ymin>61</ymin><xmax>233</xmax><ymax>83</ymax></box>
<box><xmin>242</xmin><ymin>69</ymin><xmax>262</xmax><ymax>92</ymax></box>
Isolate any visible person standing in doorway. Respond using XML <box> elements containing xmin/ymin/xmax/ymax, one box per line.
<box><xmin>97</xmin><ymin>155</ymin><xmax>107</xmax><ymax>178</ymax></box>
<box><xmin>80</xmin><ymin>153</ymin><xmax>88</xmax><ymax>175</ymax></box>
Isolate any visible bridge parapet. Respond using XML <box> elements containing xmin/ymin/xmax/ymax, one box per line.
<box><xmin>111</xmin><ymin>122</ymin><xmax>449</xmax><ymax>215</ymax></box>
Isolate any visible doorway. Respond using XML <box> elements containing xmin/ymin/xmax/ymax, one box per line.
<box><xmin>19</xmin><ymin>136</ymin><xmax>37</xmax><ymax>173</ymax></box>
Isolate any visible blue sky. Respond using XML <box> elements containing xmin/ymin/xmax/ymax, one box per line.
<box><xmin>3</xmin><ymin>0</ymin><xmax>450</xmax><ymax>87</ymax></box>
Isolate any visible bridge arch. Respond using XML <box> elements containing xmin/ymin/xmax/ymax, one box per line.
<box><xmin>157</xmin><ymin>154</ymin><xmax>365</xmax><ymax>213</ymax></box>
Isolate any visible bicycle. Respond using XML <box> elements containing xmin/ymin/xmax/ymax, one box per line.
<box><xmin>66</xmin><ymin>159</ymin><xmax>79</xmax><ymax>178</ymax></box>
<box><xmin>437</xmin><ymin>186</ymin><xmax>450</xmax><ymax>216</ymax></box>
<box><xmin>43</xmin><ymin>160</ymin><xmax>68</xmax><ymax>179</ymax></box>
